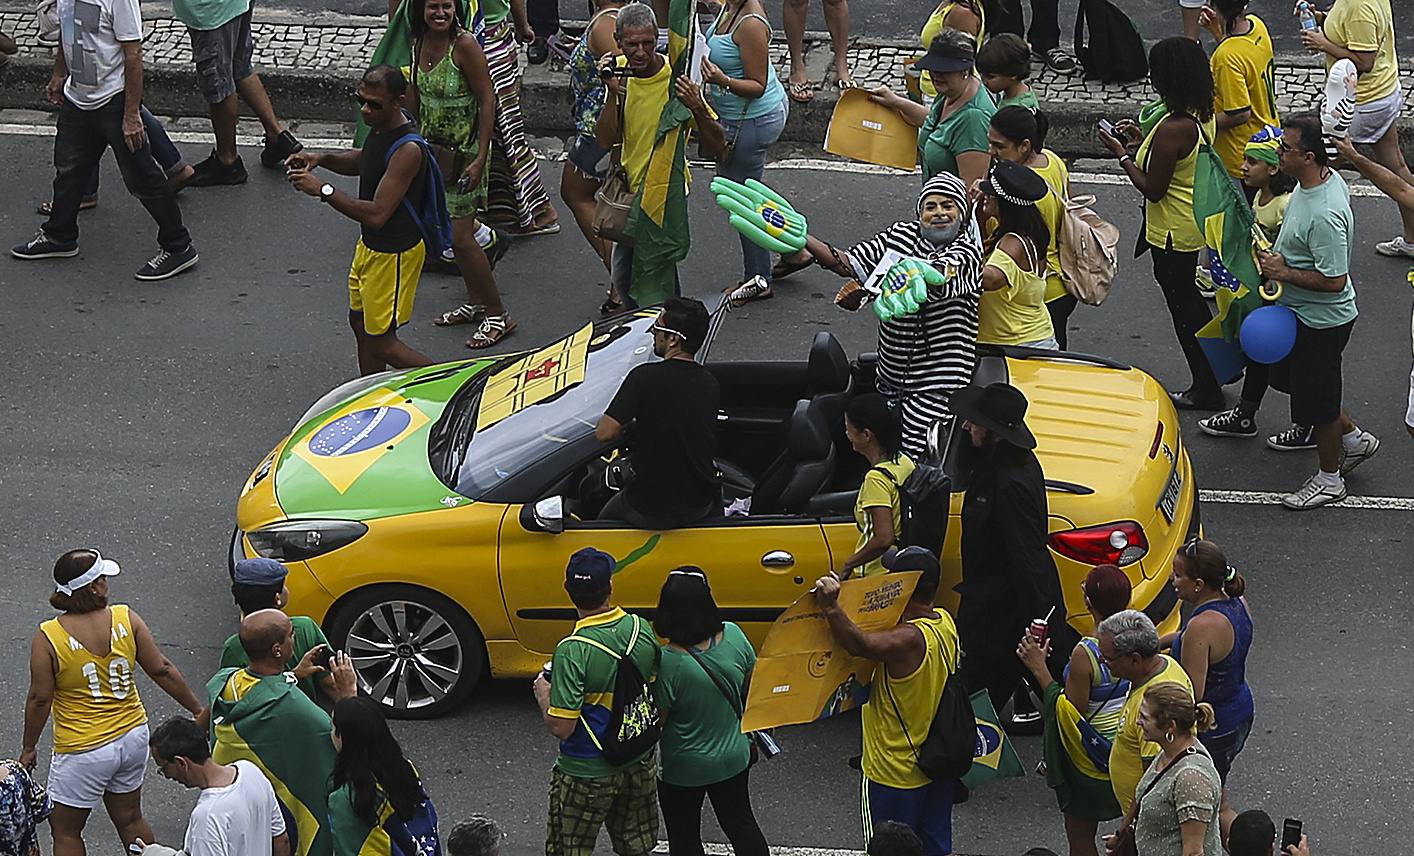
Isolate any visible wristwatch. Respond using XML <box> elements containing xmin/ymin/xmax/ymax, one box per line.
<box><xmin>319</xmin><ymin>183</ymin><xmax>335</xmax><ymax>202</ymax></box>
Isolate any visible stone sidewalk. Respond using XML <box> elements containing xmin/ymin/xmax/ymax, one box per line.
<box><xmin>1</xmin><ymin>4</ymin><xmax>1411</xmax><ymax>158</ymax></box>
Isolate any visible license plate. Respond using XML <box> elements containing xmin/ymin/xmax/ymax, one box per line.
<box><xmin>1159</xmin><ymin>465</ymin><xmax>1182</xmax><ymax>523</ymax></box>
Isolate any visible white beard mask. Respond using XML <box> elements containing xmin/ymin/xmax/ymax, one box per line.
<box><xmin>921</xmin><ymin>220</ymin><xmax>962</xmax><ymax>247</ymax></box>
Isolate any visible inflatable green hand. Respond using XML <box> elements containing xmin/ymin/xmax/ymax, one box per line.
<box><xmin>872</xmin><ymin>258</ymin><xmax>947</xmax><ymax>322</ymax></box>
<box><xmin>710</xmin><ymin>177</ymin><xmax>808</xmax><ymax>254</ymax></box>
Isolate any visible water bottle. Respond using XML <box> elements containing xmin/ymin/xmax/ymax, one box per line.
<box><xmin>1297</xmin><ymin>2</ymin><xmax>1318</xmax><ymax>30</ymax></box>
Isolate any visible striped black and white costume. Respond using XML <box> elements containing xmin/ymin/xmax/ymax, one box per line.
<box><xmin>846</xmin><ymin>173</ymin><xmax>985</xmax><ymax>458</ymax></box>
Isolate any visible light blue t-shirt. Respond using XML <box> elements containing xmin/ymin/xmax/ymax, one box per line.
<box><xmin>1272</xmin><ymin>170</ymin><xmax>1357</xmax><ymax>329</ymax></box>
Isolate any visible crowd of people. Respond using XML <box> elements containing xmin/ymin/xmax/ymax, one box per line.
<box><xmin>3</xmin><ymin>0</ymin><xmax>1411</xmax><ymax>852</ymax></box>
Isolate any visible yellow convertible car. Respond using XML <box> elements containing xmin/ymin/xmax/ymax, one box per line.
<box><xmin>233</xmin><ymin>311</ymin><xmax>1197</xmax><ymax>717</ymax></box>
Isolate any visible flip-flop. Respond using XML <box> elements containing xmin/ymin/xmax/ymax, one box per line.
<box><xmin>787</xmin><ymin>81</ymin><xmax>815</xmax><ymax>104</ymax></box>
<box><xmin>37</xmin><ymin>197</ymin><xmax>99</xmax><ymax>216</ymax></box>
<box><xmin>771</xmin><ymin>253</ymin><xmax>813</xmax><ymax>280</ymax></box>
<box><xmin>835</xmin><ymin>78</ymin><xmax>860</xmax><ymax>90</ymax></box>
<box><xmin>514</xmin><ymin>222</ymin><xmax>561</xmax><ymax>237</ymax></box>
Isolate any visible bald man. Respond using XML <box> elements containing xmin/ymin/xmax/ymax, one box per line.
<box><xmin>205</xmin><ymin>610</ymin><xmax>358</xmax><ymax>856</ymax></box>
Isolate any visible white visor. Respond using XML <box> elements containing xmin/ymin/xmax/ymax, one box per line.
<box><xmin>55</xmin><ymin>550</ymin><xmax>121</xmax><ymax>595</ymax></box>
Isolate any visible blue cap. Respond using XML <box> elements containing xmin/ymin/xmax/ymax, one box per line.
<box><xmin>233</xmin><ymin>557</ymin><xmax>289</xmax><ymax>587</ymax></box>
<box><xmin>565</xmin><ymin>548</ymin><xmax>615</xmax><ymax>589</ymax></box>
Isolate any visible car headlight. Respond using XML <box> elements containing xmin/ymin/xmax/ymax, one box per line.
<box><xmin>245</xmin><ymin>520</ymin><xmax>368</xmax><ymax>561</ymax></box>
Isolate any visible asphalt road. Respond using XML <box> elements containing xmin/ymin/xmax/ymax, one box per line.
<box><xmin>1</xmin><ymin>128</ymin><xmax>1412</xmax><ymax>855</ymax></box>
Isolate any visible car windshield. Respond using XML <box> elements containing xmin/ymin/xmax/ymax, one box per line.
<box><xmin>428</xmin><ymin>315</ymin><xmax>658</xmax><ymax>499</ymax></box>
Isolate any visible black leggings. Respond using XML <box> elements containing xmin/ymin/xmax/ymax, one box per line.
<box><xmin>657</xmin><ymin>768</ymin><xmax>768</xmax><ymax>856</ymax></box>
<box><xmin>1150</xmin><ymin>244</ymin><xmax>1221</xmax><ymax>400</ymax></box>
<box><xmin>1047</xmin><ymin>294</ymin><xmax>1078</xmax><ymax>350</ymax></box>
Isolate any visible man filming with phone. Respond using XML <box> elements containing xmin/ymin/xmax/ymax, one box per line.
<box><xmin>593</xmin><ymin>2</ymin><xmax>724</xmax><ymax>308</ymax></box>
<box><xmin>218</xmin><ymin>558</ymin><xmax>334</xmax><ymax>706</ymax></box>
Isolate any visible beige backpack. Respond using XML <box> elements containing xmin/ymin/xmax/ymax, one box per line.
<box><xmin>1057</xmin><ymin>194</ymin><xmax>1121</xmax><ymax>306</ymax></box>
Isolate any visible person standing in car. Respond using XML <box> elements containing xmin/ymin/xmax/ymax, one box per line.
<box><xmin>595</xmin><ymin>298</ymin><xmax>721</xmax><ymax>529</ymax></box>
<box><xmin>950</xmin><ymin>382</ymin><xmax>1073</xmax><ymax>722</ymax></box>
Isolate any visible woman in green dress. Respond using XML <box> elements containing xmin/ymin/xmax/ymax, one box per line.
<box><xmin>410</xmin><ymin>0</ymin><xmax>516</xmax><ymax>347</ymax></box>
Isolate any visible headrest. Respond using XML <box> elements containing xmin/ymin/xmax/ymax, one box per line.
<box><xmin>786</xmin><ymin>399</ymin><xmax>833</xmax><ymax>460</ymax></box>
<box><xmin>808</xmin><ymin>332</ymin><xmax>850</xmax><ymax>394</ymax></box>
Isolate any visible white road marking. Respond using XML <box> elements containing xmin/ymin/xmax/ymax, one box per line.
<box><xmin>656</xmin><ymin>844</ymin><xmax>869</xmax><ymax>856</ymax></box>
<box><xmin>0</xmin><ymin>122</ymin><xmax>1392</xmax><ymax>196</ymax></box>
<box><xmin>1198</xmin><ymin>488</ymin><xmax>1414</xmax><ymax>510</ymax></box>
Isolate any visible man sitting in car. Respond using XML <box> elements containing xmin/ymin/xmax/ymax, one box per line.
<box><xmin>595</xmin><ymin>298</ymin><xmax>722</xmax><ymax>529</ymax></box>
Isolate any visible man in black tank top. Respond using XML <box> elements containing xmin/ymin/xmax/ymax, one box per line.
<box><xmin>286</xmin><ymin>65</ymin><xmax>436</xmax><ymax>375</ymax></box>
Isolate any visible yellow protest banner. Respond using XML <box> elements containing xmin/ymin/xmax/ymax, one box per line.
<box><xmin>741</xmin><ymin>572</ymin><xmax>920</xmax><ymax>733</ymax></box>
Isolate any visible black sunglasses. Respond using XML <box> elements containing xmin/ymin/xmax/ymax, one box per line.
<box><xmin>355</xmin><ymin>95</ymin><xmax>385</xmax><ymax>110</ymax></box>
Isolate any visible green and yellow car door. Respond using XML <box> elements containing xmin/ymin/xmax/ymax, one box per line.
<box><xmin>496</xmin><ymin>515</ymin><xmax>836</xmax><ymax>657</ymax></box>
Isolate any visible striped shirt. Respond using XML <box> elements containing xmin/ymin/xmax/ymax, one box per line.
<box><xmin>849</xmin><ymin>220</ymin><xmax>985</xmax><ymax>395</ymax></box>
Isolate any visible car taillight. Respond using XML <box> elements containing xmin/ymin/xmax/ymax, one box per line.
<box><xmin>1049</xmin><ymin>521</ymin><xmax>1149</xmax><ymax>567</ymax></box>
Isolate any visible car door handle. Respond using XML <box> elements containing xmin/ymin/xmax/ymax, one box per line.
<box><xmin>761</xmin><ymin>550</ymin><xmax>795</xmax><ymax>568</ymax></box>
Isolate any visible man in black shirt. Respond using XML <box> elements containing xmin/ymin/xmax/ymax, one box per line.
<box><xmin>286</xmin><ymin>64</ymin><xmax>434</xmax><ymax>376</ymax></box>
<box><xmin>596</xmin><ymin>298</ymin><xmax>721</xmax><ymax>529</ymax></box>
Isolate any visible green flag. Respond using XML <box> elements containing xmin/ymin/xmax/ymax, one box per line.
<box><xmin>207</xmin><ymin>669</ymin><xmax>338</xmax><ymax>856</ymax></box>
<box><xmin>961</xmin><ymin>689</ymin><xmax>1025</xmax><ymax>788</ymax></box>
<box><xmin>624</xmin><ymin>0</ymin><xmax>696</xmax><ymax>306</ymax></box>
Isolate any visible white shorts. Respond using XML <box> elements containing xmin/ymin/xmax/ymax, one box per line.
<box><xmin>1350</xmin><ymin>89</ymin><xmax>1404</xmax><ymax>144</ymax></box>
<box><xmin>48</xmin><ymin>723</ymin><xmax>150</xmax><ymax>809</ymax></box>
<box><xmin>1178</xmin><ymin>0</ymin><xmax>1206</xmax><ymax>10</ymax></box>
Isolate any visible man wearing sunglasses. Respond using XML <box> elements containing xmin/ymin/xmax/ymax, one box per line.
<box><xmin>1256</xmin><ymin>113</ymin><xmax>1379</xmax><ymax>510</ymax></box>
<box><xmin>286</xmin><ymin>65</ymin><xmax>436</xmax><ymax>376</ymax></box>
<box><xmin>596</xmin><ymin>297</ymin><xmax>721</xmax><ymax>529</ymax></box>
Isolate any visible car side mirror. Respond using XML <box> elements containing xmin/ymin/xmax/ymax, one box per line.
<box><xmin>528</xmin><ymin>495</ymin><xmax>564</xmax><ymax>534</ymax></box>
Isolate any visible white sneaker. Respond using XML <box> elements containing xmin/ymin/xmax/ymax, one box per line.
<box><xmin>1281</xmin><ymin>474</ymin><xmax>1347</xmax><ymax>510</ymax></box>
<box><xmin>1338</xmin><ymin>431</ymin><xmax>1380</xmax><ymax>475</ymax></box>
<box><xmin>1374</xmin><ymin>236</ymin><xmax>1414</xmax><ymax>258</ymax></box>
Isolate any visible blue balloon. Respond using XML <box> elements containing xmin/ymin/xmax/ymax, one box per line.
<box><xmin>1239</xmin><ymin>305</ymin><xmax>1298</xmax><ymax>364</ymax></box>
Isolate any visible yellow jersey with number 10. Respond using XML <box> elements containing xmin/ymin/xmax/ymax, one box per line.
<box><xmin>40</xmin><ymin>604</ymin><xmax>147</xmax><ymax>754</ymax></box>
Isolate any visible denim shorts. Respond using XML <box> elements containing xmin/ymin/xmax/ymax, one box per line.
<box><xmin>566</xmin><ymin>134</ymin><xmax>611</xmax><ymax>180</ymax></box>
<box><xmin>1199</xmin><ymin>717</ymin><xmax>1252</xmax><ymax>785</ymax></box>
<box><xmin>189</xmin><ymin>8</ymin><xmax>256</xmax><ymax>103</ymax></box>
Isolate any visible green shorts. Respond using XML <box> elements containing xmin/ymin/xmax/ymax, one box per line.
<box><xmin>546</xmin><ymin>755</ymin><xmax>658</xmax><ymax>856</ymax></box>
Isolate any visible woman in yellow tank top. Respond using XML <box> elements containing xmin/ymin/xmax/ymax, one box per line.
<box><xmin>22</xmin><ymin>549</ymin><xmax>207</xmax><ymax>856</ymax></box>
<box><xmin>1101</xmin><ymin>37</ymin><xmax>1225</xmax><ymax>412</ymax></box>
<box><xmin>916</xmin><ymin>0</ymin><xmax>983</xmax><ymax>99</ymax></box>
<box><xmin>977</xmin><ymin>160</ymin><xmax>1057</xmax><ymax>349</ymax></box>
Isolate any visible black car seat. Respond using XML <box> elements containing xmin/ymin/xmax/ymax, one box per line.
<box><xmin>806</xmin><ymin>332</ymin><xmax>863</xmax><ymax>489</ymax></box>
<box><xmin>749</xmin><ymin>398</ymin><xmax>837</xmax><ymax>514</ymax></box>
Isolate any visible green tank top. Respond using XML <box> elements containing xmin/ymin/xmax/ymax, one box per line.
<box><xmin>413</xmin><ymin>40</ymin><xmax>482</xmax><ymax>159</ymax></box>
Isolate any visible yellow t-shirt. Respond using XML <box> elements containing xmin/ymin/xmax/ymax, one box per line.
<box><xmin>1031</xmin><ymin>151</ymin><xmax>1070</xmax><ymax>303</ymax></box>
<box><xmin>39</xmin><ymin>605</ymin><xmax>147</xmax><ymax>754</ymax></box>
<box><xmin>1210</xmin><ymin>15</ymin><xmax>1278</xmax><ymax>177</ymax></box>
<box><xmin>1109</xmin><ymin>655</ymin><xmax>1193</xmax><ymax>812</ymax></box>
<box><xmin>919</xmin><ymin>2</ymin><xmax>985</xmax><ymax>99</ymax></box>
<box><xmin>861</xmin><ymin>613</ymin><xmax>960</xmax><ymax>789</ymax></box>
<box><xmin>1323</xmin><ymin>0</ymin><xmax>1399</xmax><ymax>103</ymax></box>
<box><xmin>854</xmin><ymin>454</ymin><xmax>916</xmax><ymax>577</ymax></box>
<box><xmin>980</xmin><ymin>239</ymin><xmax>1055</xmax><ymax>346</ymax></box>
<box><xmin>1253</xmin><ymin>191</ymin><xmax>1290</xmax><ymax>244</ymax></box>
<box><xmin>1136</xmin><ymin>116</ymin><xmax>1216</xmax><ymax>253</ymax></box>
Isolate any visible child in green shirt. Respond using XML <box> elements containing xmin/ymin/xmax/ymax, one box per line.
<box><xmin>977</xmin><ymin>33</ymin><xmax>1038</xmax><ymax>110</ymax></box>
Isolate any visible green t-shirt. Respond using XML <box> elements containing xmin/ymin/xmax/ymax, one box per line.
<box><xmin>172</xmin><ymin>0</ymin><xmax>250</xmax><ymax>32</ymax></box>
<box><xmin>918</xmin><ymin>82</ymin><xmax>997</xmax><ymax>181</ymax></box>
<box><xmin>219</xmin><ymin>614</ymin><xmax>329</xmax><ymax>705</ymax></box>
<box><xmin>997</xmin><ymin>89</ymin><xmax>1039</xmax><ymax>111</ymax></box>
<box><xmin>548</xmin><ymin>608</ymin><xmax>662</xmax><ymax>779</ymax></box>
<box><xmin>654</xmin><ymin>622</ymin><xmax>757</xmax><ymax>787</ymax></box>
<box><xmin>1272</xmin><ymin>170</ymin><xmax>1358</xmax><ymax>329</ymax></box>
<box><xmin>481</xmin><ymin>0</ymin><xmax>510</xmax><ymax>24</ymax></box>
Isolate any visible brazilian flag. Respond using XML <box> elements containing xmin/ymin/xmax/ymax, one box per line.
<box><xmin>624</xmin><ymin>0</ymin><xmax>697</xmax><ymax>307</ymax></box>
<box><xmin>207</xmin><ymin>669</ymin><xmax>338</xmax><ymax>856</ymax></box>
<box><xmin>1193</xmin><ymin>127</ymin><xmax>1264</xmax><ymax>384</ymax></box>
<box><xmin>1039</xmin><ymin>683</ymin><xmax>1121</xmax><ymax>819</ymax></box>
<box><xmin>355</xmin><ymin>0</ymin><xmax>485</xmax><ymax>147</ymax></box>
<box><xmin>961</xmin><ymin>690</ymin><xmax>1025</xmax><ymax>788</ymax></box>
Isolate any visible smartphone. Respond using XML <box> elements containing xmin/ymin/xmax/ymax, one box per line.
<box><xmin>312</xmin><ymin>645</ymin><xmax>334</xmax><ymax>670</ymax></box>
<box><xmin>1097</xmin><ymin>118</ymin><xmax>1118</xmax><ymax>138</ymax></box>
<box><xmin>1281</xmin><ymin>818</ymin><xmax>1302</xmax><ymax>851</ymax></box>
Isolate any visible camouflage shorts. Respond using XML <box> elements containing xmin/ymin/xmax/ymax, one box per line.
<box><xmin>546</xmin><ymin>756</ymin><xmax>658</xmax><ymax>856</ymax></box>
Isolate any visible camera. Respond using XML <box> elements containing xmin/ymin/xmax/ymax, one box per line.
<box><xmin>599</xmin><ymin>63</ymin><xmax>632</xmax><ymax>81</ymax></box>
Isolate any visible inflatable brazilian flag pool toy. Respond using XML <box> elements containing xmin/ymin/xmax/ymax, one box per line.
<box><xmin>872</xmin><ymin>257</ymin><xmax>949</xmax><ymax>322</ymax></box>
<box><xmin>710</xmin><ymin>177</ymin><xmax>808</xmax><ymax>254</ymax></box>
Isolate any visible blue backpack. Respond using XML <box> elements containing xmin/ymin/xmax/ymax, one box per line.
<box><xmin>384</xmin><ymin>132</ymin><xmax>455</xmax><ymax>258</ymax></box>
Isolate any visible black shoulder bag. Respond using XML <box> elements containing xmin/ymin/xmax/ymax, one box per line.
<box><xmin>685</xmin><ymin>645</ymin><xmax>781</xmax><ymax>762</ymax></box>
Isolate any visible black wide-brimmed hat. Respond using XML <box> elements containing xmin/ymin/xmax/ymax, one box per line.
<box><xmin>950</xmin><ymin>382</ymin><xmax>1037</xmax><ymax>449</ymax></box>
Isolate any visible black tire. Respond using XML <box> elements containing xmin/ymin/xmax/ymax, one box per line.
<box><xmin>324</xmin><ymin>584</ymin><xmax>486</xmax><ymax>719</ymax></box>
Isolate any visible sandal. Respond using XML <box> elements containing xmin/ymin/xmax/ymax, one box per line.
<box><xmin>514</xmin><ymin>221</ymin><xmax>561</xmax><ymax>237</ymax></box>
<box><xmin>835</xmin><ymin>78</ymin><xmax>860</xmax><ymax>90</ymax></box>
<box><xmin>787</xmin><ymin>81</ymin><xmax>815</xmax><ymax>104</ymax></box>
<box><xmin>467</xmin><ymin>313</ymin><xmax>517</xmax><ymax>349</ymax></box>
<box><xmin>725</xmin><ymin>275</ymin><xmax>773</xmax><ymax>306</ymax></box>
<box><xmin>38</xmin><ymin>196</ymin><xmax>99</xmax><ymax>216</ymax></box>
<box><xmin>434</xmin><ymin>303</ymin><xmax>486</xmax><ymax>327</ymax></box>
<box><xmin>600</xmin><ymin>289</ymin><xmax>625</xmax><ymax>316</ymax></box>
<box><xmin>771</xmin><ymin>252</ymin><xmax>813</xmax><ymax>281</ymax></box>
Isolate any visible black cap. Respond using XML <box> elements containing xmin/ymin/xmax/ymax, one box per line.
<box><xmin>915</xmin><ymin>33</ymin><xmax>976</xmax><ymax>74</ymax></box>
<box><xmin>882</xmin><ymin>546</ymin><xmax>940</xmax><ymax>578</ymax></box>
<box><xmin>986</xmin><ymin>159</ymin><xmax>1050</xmax><ymax>207</ymax></box>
